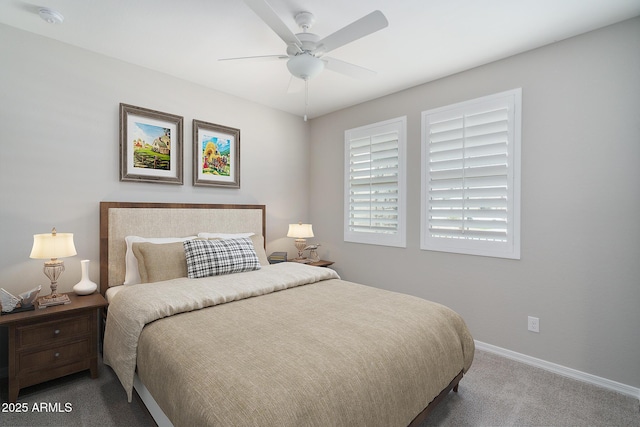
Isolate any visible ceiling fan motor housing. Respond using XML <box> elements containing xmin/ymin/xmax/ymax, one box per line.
<box><xmin>286</xmin><ymin>32</ymin><xmax>320</xmax><ymax>56</ymax></box>
<box><xmin>287</xmin><ymin>12</ymin><xmax>324</xmax><ymax>80</ymax></box>
<box><xmin>295</xmin><ymin>12</ymin><xmax>315</xmax><ymax>31</ymax></box>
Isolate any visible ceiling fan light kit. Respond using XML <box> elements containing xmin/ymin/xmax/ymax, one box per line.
<box><xmin>232</xmin><ymin>0</ymin><xmax>389</xmax><ymax>119</ymax></box>
<box><xmin>287</xmin><ymin>54</ymin><xmax>325</xmax><ymax>80</ymax></box>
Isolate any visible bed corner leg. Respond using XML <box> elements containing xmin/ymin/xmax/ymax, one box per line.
<box><xmin>452</xmin><ymin>370</ymin><xmax>463</xmax><ymax>393</ymax></box>
<box><xmin>407</xmin><ymin>371</ymin><xmax>465</xmax><ymax>427</ymax></box>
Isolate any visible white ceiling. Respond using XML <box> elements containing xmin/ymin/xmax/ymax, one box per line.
<box><xmin>2</xmin><ymin>0</ymin><xmax>639</xmax><ymax>119</ymax></box>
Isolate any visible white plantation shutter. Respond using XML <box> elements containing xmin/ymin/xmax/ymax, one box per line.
<box><xmin>345</xmin><ymin>117</ymin><xmax>406</xmax><ymax>247</ymax></box>
<box><xmin>421</xmin><ymin>89</ymin><xmax>521</xmax><ymax>259</ymax></box>
<box><xmin>348</xmin><ymin>133</ymin><xmax>398</xmax><ymax>232</ymax></box>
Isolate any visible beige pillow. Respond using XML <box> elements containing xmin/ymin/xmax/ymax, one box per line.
<box><xmin>124</xmin><ymin>235</ymin><xmax>196</xmax><ymax>285</ymax></box>
<box><xmin>132</xmin><ymin>241</ymin><xmax>188</xmax><ymax>283</ymax></box>
<box><xmin>249</xmin><ymin>235</ymin><xmax>269</xmax><ymax>266</ymax></box>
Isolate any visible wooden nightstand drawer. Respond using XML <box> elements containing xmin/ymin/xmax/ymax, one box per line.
<box><xmin>16</xmin><ymin>314</ymin><xmax>91</xmax><ymax>348</ymax></box>
<box><xmin>18</xmin><ymin>339</ymin><xmax>91</xmax><ymax>373</ymax></box>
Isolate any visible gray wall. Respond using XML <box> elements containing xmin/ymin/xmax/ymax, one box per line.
<box><xmin>0</xmin><ymin>23</ymin><xmax>312</xmax><ymax>297</ymax></box>
<box><xmin>0</xmin><ymin>24</ymin><xmax>312</xmax><ymax>368</ymax></box>
<box><xmin>309</xmin><ymin>17</ymin><xmax>640</xmax><ymax>389</ymax></box>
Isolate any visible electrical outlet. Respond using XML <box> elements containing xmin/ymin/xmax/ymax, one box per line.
<box><xmin>528</xmin><ymin>316</ymin><xmax>540</xmax><ymax>333</ymax></box>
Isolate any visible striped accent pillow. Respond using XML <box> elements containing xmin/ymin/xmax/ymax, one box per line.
<box><xmin>183</xmin><ymin>238</ymin><xmax>261</xmax><ymax>279</ymax></box>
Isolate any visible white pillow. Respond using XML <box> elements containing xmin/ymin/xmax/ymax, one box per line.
<box><xmin>124</xmin><ymin>236</ymin><xmax>196</xmax><ymax>285</ymax></box>
<box><xmin>197</xmin><ymin>232</ymin><xmax>255</xmax><ymax>239</ymax></box>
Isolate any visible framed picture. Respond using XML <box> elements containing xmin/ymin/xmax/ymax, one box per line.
<box><xmin>119</xmin><ymin>103</ymin><xmax>183</xmax><ymax>184</ymax></box>
<box><xmin>193</xmin><ymin>119</ymin><xmax>240</xmax><ymax>188</ymax></box>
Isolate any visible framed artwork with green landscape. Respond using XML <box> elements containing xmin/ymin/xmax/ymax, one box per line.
<box><xmin>119</xmin><ymin>103</ymin><xmax>183</xmax><ymax>184</ymax></box>
<box><xmin>193</xmin><ymin>119</ymin><xmax>240</xmax><ymax>188</ymax></box>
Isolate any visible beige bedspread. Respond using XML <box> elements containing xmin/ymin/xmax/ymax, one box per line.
<box><xmin>103</xmin><ymin>262</ymin><xmax>474</xmax><ymax>427</ymax></box>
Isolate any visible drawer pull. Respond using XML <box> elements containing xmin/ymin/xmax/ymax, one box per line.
<box><xmin>54</xmin><ymin>329</ymin><xmax>60</xmax><ymax>335</ymax></box>
<box><xmin>54</xmin><ymin>352</ymin><xmax>60</xmax><ymax>358</ymax></box>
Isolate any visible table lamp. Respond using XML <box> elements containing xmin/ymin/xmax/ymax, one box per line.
<box><xmin>30</xmin><ymin>227</ymin><xmax>76</xmax><ymax>305</ymax></box>
<box><xmin>287</xmin><ymin>223</ymin><xmax>314</xmax><ymax>260</ymax></box>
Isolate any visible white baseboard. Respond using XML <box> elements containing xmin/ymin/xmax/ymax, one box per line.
<box><xmin>474</xmin><ymin>340</ymin><xmax>640</xmax><ymax>400</ymax></box>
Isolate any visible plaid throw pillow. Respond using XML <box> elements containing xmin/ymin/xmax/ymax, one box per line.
<box><xmin>183</xmin><ymin>237</ymin><xmax>261</xmax><ymax>279</ymax></box>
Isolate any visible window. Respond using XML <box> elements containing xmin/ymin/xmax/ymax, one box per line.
<box><xmin>421</xmin><ymin>89</ymin><xmax>521</xmax><ymax>259</ymax></box>
<box><xmin>344</xmin><ymin>117</ymin><xmax>406</xmax><ymax>247</ymax></box>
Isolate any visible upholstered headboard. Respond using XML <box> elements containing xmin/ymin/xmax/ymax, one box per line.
<box><xmin>99</xmin><ymin>202</ymin><xmax>266</xmax><ymax>295</ymax></box>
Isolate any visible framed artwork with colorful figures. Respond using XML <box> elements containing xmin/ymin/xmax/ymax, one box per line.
<box><xmin>119</xmin><ymin>103</ymin><xmax>183</xmax><ymax>184</ymax></box>
<box><xmin>192</xmin><ymin>119</ymin><xmax>240</xmax><ymax>188</ymax></box>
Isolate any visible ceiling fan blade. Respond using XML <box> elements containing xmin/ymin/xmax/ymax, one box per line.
<box><xmin>243</xmin><ymin>0</ymin><xmax>302</xmax><ymax>51</ymax></box>
<box><xmin>314</xmin><ymin>10</ymin><xmax>388</xmax><ymax>55</ymax></box>
<box><xmin>323</xmin><ymin>57</ymin><xmax>377</xmax><ymax>79</ymax></box>
<box><xmin>219</xmin><ymin>54</ymin><xmax>288</xmax><ymax>62</ymax></box>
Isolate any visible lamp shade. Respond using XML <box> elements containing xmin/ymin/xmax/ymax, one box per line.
<box><xmin>287</xmin><ymin>223</ymin><xmax>314</xmax><ymax>239</ymax></box>
<box><xmin>30</xmin><ymin>229</ymin><xmax>77</xmax><ymax>259</ymax></box>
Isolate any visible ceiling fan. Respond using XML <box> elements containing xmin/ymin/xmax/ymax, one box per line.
<box><xmin>220</xmin><ymin>0</ymin><xmax>389</xmax><ymax>120</ymax></box>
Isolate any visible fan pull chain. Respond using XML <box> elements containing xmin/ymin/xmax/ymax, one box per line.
<box><xmin>304</xmin><ymin>78</ymin><xmax>309</xmax><ymax>122</ymax></box>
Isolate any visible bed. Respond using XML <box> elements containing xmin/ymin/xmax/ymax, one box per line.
<box><xmin>100</xmin><ymin>202</ymin><xmax>474</xmax><ymax>427</ymax></box>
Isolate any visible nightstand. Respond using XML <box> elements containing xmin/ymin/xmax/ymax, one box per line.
<box><xmin>307</xmin><ymin>260</ymin><xmax>334</xmax><ymax>267</ymax></box>
<box><xmin>0</xmin><ymin>292</ymin><xmax>107</xmax><ymax>403</ymax></box>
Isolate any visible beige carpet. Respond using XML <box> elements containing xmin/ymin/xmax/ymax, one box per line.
<box><xmin>422</xmin><ymin>350</ymin><xmax>639</xmax><ymax>426</ymax></box>
<box><xmin>1</xmin><ymin>350</ymin><xmax>638</xmax><ymax>426</ymax></box>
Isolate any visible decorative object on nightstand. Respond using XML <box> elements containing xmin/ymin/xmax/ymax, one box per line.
<box><xmin>30</xmin><ymin>227</ymin><xmax>77</xmax><ymax>307</ymax></box>
<box><xmin>19</xmin><ymin>285</ymin><xmax>41</xmax><ymax>307</ymax></box>
<box><xmin>304</xmin><ymin>244</ymin><xmax>321</xmax><ymax>262</ymax></box>
<box><xmin>0</xmin><ymin>286</ymin><xmax>41</xmax><ymax>314</ymax></box>
<box><xmin>268</xmin><ymin>252</ymin><xmax>288</xmax><ymax>264</ymax></box>
<box><xmin>1</xmin><ymin>288</ymin><xmax>21</xmax><ymax>313</ymax></box>
<box><xmin>287</xmin><ymin>223</ymin><xmax>314</xmax><ymax>260</ymax></box>
<box><xmin>73</xmin><ymin>259</ymin><xmax>98</xmax><ymax>295</ymax></box>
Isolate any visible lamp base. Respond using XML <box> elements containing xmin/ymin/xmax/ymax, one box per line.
<box><xmin>38</xmin><ymin>293</ymin><xmax>71</xmax><ymax>308</ymax></box>
<box><xmin>294</xmin><ymin>238</ymin><xmax>308</xmax><ymax>260</ymax></box>
<box><xmin>43</xmin><ymin>259</ymin><xmax>65</xmax><ymax>298</ymax></box>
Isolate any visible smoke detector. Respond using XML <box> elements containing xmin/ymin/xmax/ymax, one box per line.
<box><xmin>38</xmin><ymin>8</ymin><xmax>64</xmax><ymax>24</ymax></box>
